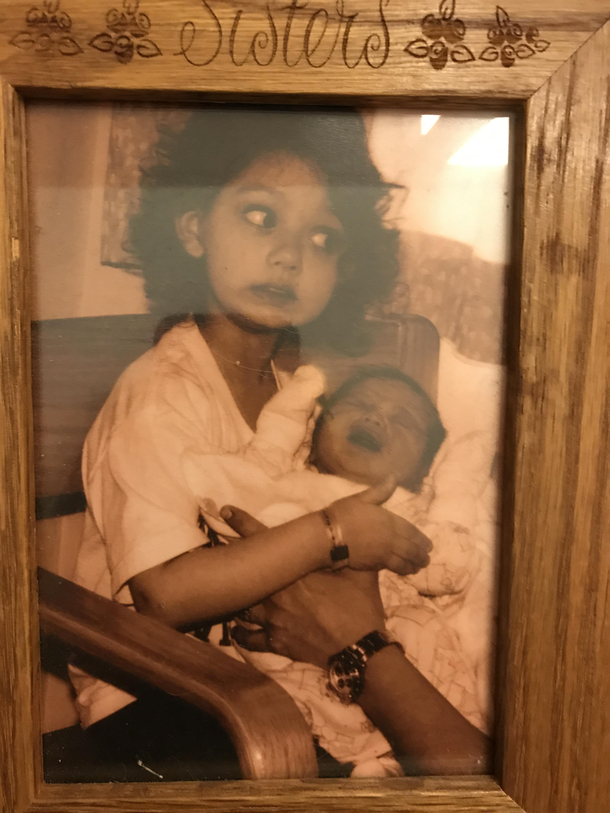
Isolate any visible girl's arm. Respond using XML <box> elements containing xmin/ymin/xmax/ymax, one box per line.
<box><xmin>358</xmin><ymin>645</ymin><xmax>489</xmax><ymax>774</ymax></box>
<box><xmin>129</xmin><ymin>478</ymin><xmax>431</xmax><ymax>629</ymax></box>
<box><xmin>129</xmin><ymin>511</ymin><xmax>331</xmax><ymax>628</ymax></box>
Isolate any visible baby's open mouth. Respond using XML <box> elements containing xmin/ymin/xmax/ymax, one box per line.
<box><xmin>347</xmin><ymin>427</ymin><xmax>383</xmax><ymax>453</ymax></box>
<box><xmin>250</xmin><ymin>284</ymin><xmax>297</xmax><ymax>305</ymax></box>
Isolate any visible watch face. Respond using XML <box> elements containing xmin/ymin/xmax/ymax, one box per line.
<box><xmin>327</xmin><ymin>651</ymin><xmax>363</xmax><ymax>705</ymax></box>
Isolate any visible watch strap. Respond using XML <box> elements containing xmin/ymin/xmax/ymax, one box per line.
<box><xmin>327</xmin><ymin>630</ymin><xmax>403</xmax><ymax>705</ymax></box>
<box><xmin>350</xmin><ymin>630</ymin><xmax>398</xmax><ymax>661</ymax></box>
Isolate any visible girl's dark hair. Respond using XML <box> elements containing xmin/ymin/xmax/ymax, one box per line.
<box><xmin>129</xmin><ymin>105</ymin><xmax>400</xmax><ymax>355</ymax></box>
<box><xmin>316</xmin><ymin>365</ymin><xmax>446</xmax><ymax>487</ymax></box>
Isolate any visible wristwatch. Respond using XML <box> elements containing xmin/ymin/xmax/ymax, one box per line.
<box><xmin>327</xmin><ymin>630</ymin><xmax>402</xmax><ymax>705</ymax></box>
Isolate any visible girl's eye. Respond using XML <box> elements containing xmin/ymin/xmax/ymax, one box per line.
<box><xmin>311</xmin><ymin>231</ymin><xmax>329</xmax><ymax>250</ymax></box>
<box><xmin>311</xmin><ymin>228</ymin><xmax>345</xmax><ymax>254</ymax></box>
<box><xmin>244</xmin><ymin>206</ymin><xmax>276</xmax><ymax>229</ymax></box>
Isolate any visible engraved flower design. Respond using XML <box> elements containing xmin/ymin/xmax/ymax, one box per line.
<box><xmin>89</xmin><ymin>0</ymin><xmax>162</xmax><ymax>63</ymax></box>
<box><xmin>479</xmin><ymin>7</ymin><xmax>550</xmax><ymax>66</ymax></box>
<box><xmin>405</xmin><ymin>0</ymin><xmax>475</xmax><ymax>70</ymax></box>
<box><xmin>9</xmin><ymin>0</ymin><xmax>83</xmax><ymax>56</ymax></box>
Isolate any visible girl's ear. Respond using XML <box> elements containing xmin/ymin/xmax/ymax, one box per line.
<box><xmin>175</xmin><ymin>211</ymin><xmax>205</xmax><ymax>258</ymax></box>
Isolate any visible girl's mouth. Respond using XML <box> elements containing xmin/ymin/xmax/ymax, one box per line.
<box><xmin>347</xmin><ymin>428</ymin><xmax>383</xmax><ymax>453</ymax></box>
<box><xmin>250</xmin><ymin>284</ymin><xmax>297</xmax><ymax>305</ymax></box>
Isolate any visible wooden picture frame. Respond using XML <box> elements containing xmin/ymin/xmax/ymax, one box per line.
<box><xmin>0</xmin><ymin>1</ymin><xmax>608</xmax><ymax>811</ymax></box>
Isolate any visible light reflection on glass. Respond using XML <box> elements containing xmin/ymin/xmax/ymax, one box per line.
<box><xmin>449</xmin><ymin>118</ymin><xmax>510</xmax><ymax>167</ymax></box>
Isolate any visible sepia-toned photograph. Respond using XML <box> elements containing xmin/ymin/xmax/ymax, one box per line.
<box><xmin>32</xmin><ymin>102</ymin><xmax>510</xmax><ymax>782</ymax></box>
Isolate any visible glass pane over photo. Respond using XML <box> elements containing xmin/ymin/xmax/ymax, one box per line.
<box><xmin>29</xmin><ymin>102</ymin><xmax>511</xmax><ymax>781</ymax></box>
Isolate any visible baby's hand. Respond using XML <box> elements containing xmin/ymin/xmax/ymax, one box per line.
<box><xmin>328</xmin><ymin>477</ymin><xmax>432</xmax><ymax>576</ymax></box>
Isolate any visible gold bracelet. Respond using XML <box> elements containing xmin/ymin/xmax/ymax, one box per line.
<box><xmin>320</xmin><ymin>508</ymin><xmax>350</xmax><ymax>570</ymax></box>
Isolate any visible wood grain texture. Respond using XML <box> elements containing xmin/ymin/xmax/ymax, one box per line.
<box><xmin>0</xmin><ymin>0</ymin><xmax>608</xmax><ymax>811</ymax></box>
<box><xmin>499</xmin><ymin>17</ymin><xmax>610</xmax><ymax>813</ymax></box>
<box><xmin>30</xmin><ymin>775</ymin><xmax>522</xmax><ymax>812</ymax></box>
<box><xmin>0</xmin><ymin>81</ymin><xmax>39</xmax><ymax>813</ymax></box>
<box><xmin>38</xmin><ymin>568</ymin><xmax>318</xmax><ymax>780</ymax></box>
<box><xmin>0</xmin><ymin>0</ymin><xmax>608</xmax><ymax>101</ymax></box>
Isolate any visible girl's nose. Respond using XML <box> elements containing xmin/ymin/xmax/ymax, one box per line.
<box><xmin>268</xmin><ymin>234</ymin><xmax>302</xmax><ymax>275</ymax></box>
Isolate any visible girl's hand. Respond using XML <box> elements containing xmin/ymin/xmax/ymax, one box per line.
<box><xmin>328</xmin><ymin>476</ymin><xmax>432</xmax><ymax>576</ymax></box>
<box><xmin>232</xmin><ymin>570</ymin><xmax>385</xmax><ymax>669</ymax></box>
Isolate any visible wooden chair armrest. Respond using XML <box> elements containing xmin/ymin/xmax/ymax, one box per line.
<box><xmin>37</xmin><ymin>568</ymin><xmax>317</xmax><ymax>779</ymax></box>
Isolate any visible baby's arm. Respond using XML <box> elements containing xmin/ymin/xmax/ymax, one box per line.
<box><xmin>244</xmin><ymin>365</ymin><xmax>326</xmax><ymax>475</ymax></box>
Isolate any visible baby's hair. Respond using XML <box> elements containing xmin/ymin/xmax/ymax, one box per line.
<box><xmin>129</xmin><ymin>105</ymin><xmax>400</xmax><ymax>355</ymax></box>
<box><xmin>317</xmin><ymin>365</ymin><xmax>446</xmax><ymax>486</ymax></box>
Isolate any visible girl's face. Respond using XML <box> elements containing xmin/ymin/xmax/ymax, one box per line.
<box><xmin>179</xmin><ymin>152</ymin><xmax>346</xmax><ymax>329</ymax></box>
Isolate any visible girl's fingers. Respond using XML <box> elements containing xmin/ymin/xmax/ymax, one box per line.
<box><xmin>389</xmin><ymin>523</ymin><xmax>430</xmax><ymax>570</ymax></box>
<box><xmin>392</xmin><ymin>515</ymin><xmax>433</xmax><ymax>552</ymax></box>
<box><xmin>356</xmin><ymin>475</ymin><xmax>397</xmax><ymax>506</ymax></box>
<box><xmin>220</xmin><ymin>505</ymin><xmax>268</xmax><ymax>537</ymax></box>
<box><xmin>230</xmin><ymin>624</ymin><xmax>270</xmax><ymax>652</ymax></box>
<box><xmin>403</xmin><ymin>547</ymin><xmax>429</xmax><ymax>571</ymax></box>
<box><xmin>385</xmin><ymin>554</ymin><xmax>417</xmax><ymax>577</ymax></box>
<box><xmin>245</xmin><ymin>603</ymin><xmax>267</xmax><ymax>626</ymax></box>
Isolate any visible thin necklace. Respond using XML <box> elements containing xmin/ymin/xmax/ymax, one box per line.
<box><xmin>210</xmin><ymin>346</ymin><xmax>282</xmax><ymax>387</ymax></box>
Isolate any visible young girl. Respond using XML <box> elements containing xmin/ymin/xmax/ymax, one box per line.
<box><xmin>69</xmin><ymin>106</ymin><xmax>434</xmax><ymax>778</ymax></box>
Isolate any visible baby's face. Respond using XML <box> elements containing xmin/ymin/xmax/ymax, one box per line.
<box><xmin>313</xmin><ymin>377</ymin><xmax>432</xmax><ymax>489</ymax></box>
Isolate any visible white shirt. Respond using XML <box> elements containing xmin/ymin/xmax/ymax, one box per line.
<box><xmin>70</xmin><ymin>320</ymin><xmax>256</xmax><ymax>726</ymax></box>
